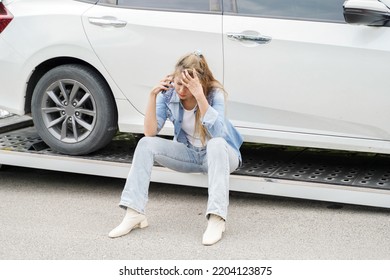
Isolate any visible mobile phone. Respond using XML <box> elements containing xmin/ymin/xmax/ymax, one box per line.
<box><xmin>161</xmin><ymin>81</ymin><xmax>173</xmax><ymax>94</ymax></box>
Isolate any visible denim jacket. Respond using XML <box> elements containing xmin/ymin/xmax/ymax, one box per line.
<box><xmin>155</xmin><ymin>87</ymin><xmax>243</xmax><ymax>161</ymax></box>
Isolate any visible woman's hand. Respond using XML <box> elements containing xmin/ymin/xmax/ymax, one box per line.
<box><xmin>181</xmin><ymin>69</ymin><xmax>204</xmax><ymax>100</ymax></box>
<box><xmin>151</xmin><ymin>75</ymin><xmax>173</xmax><ymax>96</ymax></box>
<box><xmin>181</xmin><ymin>69</ymin><xmax>209</xmax><ymax>117</ymax></box>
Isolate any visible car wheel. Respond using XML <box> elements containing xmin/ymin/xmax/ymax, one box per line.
<box><xmin>31</xmin><ymin>64</ymin><xmax>118</xmax><ymax>155</ymax></box>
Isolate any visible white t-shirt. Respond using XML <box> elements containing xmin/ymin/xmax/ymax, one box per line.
<box><xmin>181</xmin><ymin>106</ymin><xmax>206</xmax><ymax>147</ymax></box>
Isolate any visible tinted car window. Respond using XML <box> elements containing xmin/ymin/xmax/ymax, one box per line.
<box><xmin>115</xmin><ymin>0</ymin><xmax>212</xmax><ymax>12</ymax></box>
<box><xmin>234</xmin><ymin>0</ymin><xmax>345</xmax><ymax>22</ymax></box>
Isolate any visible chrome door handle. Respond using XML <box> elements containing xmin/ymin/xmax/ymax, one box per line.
<box><xmin>88</xmin><ymin>17</ymin><xmax>127</xmax><ymax>27</ymax></box>
<box><xmin>227</xmin><ymin>33</ymin><xmax>272</xmax><ymax>44</ymax></box>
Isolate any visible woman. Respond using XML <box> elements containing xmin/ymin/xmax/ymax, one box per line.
<box><xmin>109</xmin><ymin>51</ymin><xmax>243</xmax><ymax>246</ymax></box>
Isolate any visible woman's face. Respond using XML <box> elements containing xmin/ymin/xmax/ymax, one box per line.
<box><xmin>173</xmin><ymin>75</ymin><xmax>193</xmax><ymax>101</ymax></box>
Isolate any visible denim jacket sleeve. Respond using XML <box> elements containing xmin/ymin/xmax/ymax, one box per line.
<box><xmin>202</xmin><ymin>88</ymin><xmax>243</xmax><ymax>161</ymax></box>
<box><xmin>201</xmin><ymin>89</ymin><xmax>226</xmax><ymax>138</ymax></box>
<box><xmin>155</xmin><ymin>92</ymin><xmax>168</xmax><ymax>133</ymax></box>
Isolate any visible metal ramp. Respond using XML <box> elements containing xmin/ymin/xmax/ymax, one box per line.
<box><xmin>1</xmin><ymin>125</ymin><xmax>390</xmax><ymax>209</ymax></box>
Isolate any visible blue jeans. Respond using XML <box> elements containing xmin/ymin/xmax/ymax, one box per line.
<box><xmin>119</xmin><ymin>137</ymin><xmax>240</xmax><ymax>220</ymax></box>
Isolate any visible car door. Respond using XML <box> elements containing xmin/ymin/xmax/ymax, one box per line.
<box><xmin>82</xmin><ymin>0</ymin><xmax>223</xmax><ymax>114</ymax></box>
<box><xmin>222</xmin><ymin>0</ymin><xmax>390</xmax><ymax>145</ymax></box>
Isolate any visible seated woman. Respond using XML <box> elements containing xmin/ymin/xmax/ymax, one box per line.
<box><xmin>109</xmin><ymin>51</ymin><xmax>243</xmax><ymax>246</ymax></box>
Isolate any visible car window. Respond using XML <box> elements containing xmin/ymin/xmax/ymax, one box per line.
<box><xmin>99</xmin><ymin>0</ymin><xmax>215</xmax><ymax>12</ymax></box>
<box><xmin>230</xmin><ymin>0</ymin><xmax>345</xmax><ymax>22</ymax></box>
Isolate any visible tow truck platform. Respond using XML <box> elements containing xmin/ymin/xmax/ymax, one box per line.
<box><xmin>1</xmin><ymin>116</ymin><xmax>389</xmax><ymax>209</ymax></box>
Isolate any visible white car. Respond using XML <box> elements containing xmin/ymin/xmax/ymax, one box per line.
<box><xmin>1</xmin><ymin>0</ymin><xmax>390</xmax><ymax>155</ymax></box>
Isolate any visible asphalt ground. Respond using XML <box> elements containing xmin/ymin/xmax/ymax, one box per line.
<box><xmin>0</xmin><ymin>164</ymin><xmax>389</xmax><ymax>260</ymax></box>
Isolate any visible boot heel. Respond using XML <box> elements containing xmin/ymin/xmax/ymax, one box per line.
<box><xmin>139</xmin><ymin>219</ymin><xmax>148</xmax><ymax>228</ymax></box>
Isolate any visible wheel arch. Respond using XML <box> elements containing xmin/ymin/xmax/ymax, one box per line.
<box><xmin>25</xmin><ymin>57</ymin><xmax>117</xmax><ymax>115</ymax></box>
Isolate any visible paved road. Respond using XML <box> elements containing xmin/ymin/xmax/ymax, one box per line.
<box><xmin>0</xmin><ymin>164</ymin><xmax>389</xmax><ymax>260</ymax></box>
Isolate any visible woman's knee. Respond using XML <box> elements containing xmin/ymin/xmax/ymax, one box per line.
<box><xmin>138</xmin><ymin>136</ymin><xmax>155</xmax><ymax>144</ymax></box>
<box><xmin>136</xmin><ymin>136</ymin><xmax>174</xmax><ymax>155</ymax></box>
<box><xmin>136</xmin><ymin>136</ymin><xmax>160</xmax><ymax>153</ymax></box>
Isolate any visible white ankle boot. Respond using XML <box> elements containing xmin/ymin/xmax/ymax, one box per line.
<box><xmin>202</xmin><ymin>214</ymin><xmax>225</xmax><ymax>246</ymax></box>
<box><xmin>108</xmin><ymin>208</ymin><xmax>148</xmax><ymax>238</ymax></box>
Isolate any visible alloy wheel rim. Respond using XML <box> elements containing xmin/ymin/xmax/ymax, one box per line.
<box><xmin>40</xmin><ymin>79</ymin><xmax>97</xmax><ymax>143</ymax></box>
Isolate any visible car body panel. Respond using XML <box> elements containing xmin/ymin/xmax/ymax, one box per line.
<box><xmin>82</xmin><ymin>4</ymin><xmax>224</xmax><ymax>114</ymax></box>
<box><xmin>0</xmin><ymin>36</ymin><xmax>25</xmax><ymax>114</ymax></box>
<box><xmin>223</xmin><ymin>16</ymin><xmax>390</xmax><ymax>143</ymax></box>
<box><xmin>0</xmin><ymin>0</ymin><xmax>131</xmax><ymax>115</ymax></box>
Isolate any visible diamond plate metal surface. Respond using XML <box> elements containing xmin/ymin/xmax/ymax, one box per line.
<box><xmin>237</xmin><ymin>145</ymin><xmax>390</xmax><ymax>190</ymax></box>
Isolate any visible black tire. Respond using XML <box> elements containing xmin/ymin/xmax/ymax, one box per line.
<box><xmin>31</xmin><ymin>64</ymin><xmax>118</xmax><ymax>155</ymax></box>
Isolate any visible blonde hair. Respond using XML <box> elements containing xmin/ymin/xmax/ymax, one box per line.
<box><xmin>173</xmin><ymin>52</ymin><xmax>225</xmax><ymax>145</ymax></box>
